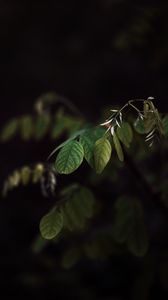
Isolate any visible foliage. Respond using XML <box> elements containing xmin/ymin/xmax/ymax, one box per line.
<box><xmin>1</xmin><ymin>93</ymin><xmax>168</xmax><ymax>281</ymax></box>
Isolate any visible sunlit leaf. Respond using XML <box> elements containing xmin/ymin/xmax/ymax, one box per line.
<box><xmin>55</xmin><ymin>140</ymin><xmax>84</xmax><ymax>174</ymax></box>
<box><xmin>94</xmin><ymin>138</ymin><xmax>112</xmax><ymax>174</ymax></box>
<box><xmin>40</xmin><ymin>209</ymin><xmax>63</xmax><ymax>240</ymax></box>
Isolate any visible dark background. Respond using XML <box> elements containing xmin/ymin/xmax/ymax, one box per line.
<box><xmin>0</xmin><ymin>0</ymin><xmax>168</xmax><ymax>299</ymax></box>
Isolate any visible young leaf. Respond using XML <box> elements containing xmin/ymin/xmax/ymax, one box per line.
<box><xmin>40</xmin><ymin>209</ymin><xmax>63</xmax><ymax>240</ymax></box>
<box><xmin>79</xmin><ymin>127</ymin><xmax>105</xmax><ymax>168</ymax></box>
<box><xmin>20</xmin><ymin>115</ymin><xmax>33</xmax><ymax>140</ymax></box>
<box><xmin>1</xmin><ymin>119</ymin><xmax>19</xmax><ymax>142</ymax></box>
<box><xmin>113</xmin><ymin>197</ymin><xmax>149</xmax><ymax>257</ymax></box>
<box><xmin>94</xmin><ymin>138</ymin><xmax>112</xmax><ymax>174</ymax></box>
<box><xmin>55</xmin><ymin>140</ymin><xmax>84</xmax><ymax>174</ymax></box>
<box><xmin>117</xmin><ymin>122</ymin><xmax>133</xmax><ymax>148</ymax></box>
<box><xmin>113</xmin><ymin>132</ymin><xmax>124</xmax><ymax>162</ymax></box>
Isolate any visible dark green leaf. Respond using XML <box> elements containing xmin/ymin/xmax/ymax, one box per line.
<box><xmin>113</xmin><ymin>197</ymin><xmax>149</xmax><ymax>257</ymax></box>
<box><xmin>134</xmin><ymin>118</ymin><xmax>146</xmax><ymax>134</ymax></box>
<box><xmin>61</xmin><ymin>185</ymin><xmax>95</xmax><ymax>231</ymax></box>
<box><xmin>117</xmin><ymin>122</ymin><xmax>133</xmax><ymax>148</ymax></box>
<box><xmin>51</xmin><ymin>122</ymin><xmax>66</xmax><ymax>139</ymax></box>
<box><xmin>79</xmin><ymin>127</ymin><xmax>105</xmax><ymax>167</ymax></box>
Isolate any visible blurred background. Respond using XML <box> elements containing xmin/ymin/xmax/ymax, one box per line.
<box><xmin>0</xmin><ymin>0</ymin><xmax>168</xmax><ymax>299</ymax></box>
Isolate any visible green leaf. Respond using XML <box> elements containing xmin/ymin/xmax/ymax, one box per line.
<box><xmin>62</xmin><ymin>198</ymin><xmax>85</xmax><ymax>231</ymax></box>
<box><xmin>40</xmin><ymin>209</ymin><xmax>63</xmax><ymax>240</ymax></box>
<box><xmin>79</xmin><ymin>127</ymin><xmax>105</xmax><ymax>168</ymax></box>
<box><xmin>113</xmin><ymin>197</ymin><xmax>149</xmax><ymax>257</ymax></box>
<box><xmin>9</xmin><ymin>170</ymin><xmax>21</xmax><ymax>187</ymax></box>
<box><xmin>94</xmin><ymin>138</ymin><xmax>112</xmax><ymax>174</ymax></box>
<box><xmin>20</xmin><ymin>115</ymin><xmax>33</xmax><ymax>140</ymax></box>
<box><xmin>113</xmin><ymin>132</ymin><xmax>124</xmax><ymax>162</ymax></box>
<box><xmin>1</xmin><ymin>119</ymin><xmax>19</xmax><ymax>142</ymax></box>
<box><xmin>32</xmin><ymin>164</ymin><xmax>45</xmax><ymax>183</ymax></box>
<box><xmin>34</xmin><ymin>114</ymin><xmax>50</xmax><ymax>140</ymax></box>
<box><xmin>55</xmin><ymin>140</ymin><xmax>84</xmax><ymax>174</ymax></box>
<box><xmin>117</xmin><ymin>122</ymin><xmax>133</xmax><ymax>148</ymax></box>
<box><xmin>51</xmin><ymin>122</ymin><xmax>66</xmax><ymax>139</ymax></box>
<box><xmin>48</xmin><ymin>128</ymin><xmax>86</xmax><ymax>159</ymax></box>
<box><xmin>61</xmin><ymin>185</ymin><xmax>95</xmax><ymax>231</ymax></box>
<box><xmin>134</xmin><ymin>117</ymin><xmax>146</xmax><ymax>134</ymax></box>
<box><xmin>20</xmin><ymin>166</ymin><xmax>31</xmax><ymax>185</ymax></box>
